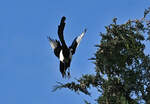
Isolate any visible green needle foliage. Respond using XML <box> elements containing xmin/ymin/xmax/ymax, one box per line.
<box><xmin>53</xmin><ymin>8</ymin><xmax>150</xmax><ymax>104</ymax></box>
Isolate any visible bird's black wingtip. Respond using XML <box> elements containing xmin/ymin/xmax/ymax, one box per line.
<box><xmin>84</xmin><ymin>28</ymin><xmax>87</xmax><ymax>33</ymax></box>
<box><xmin>47</xmin><ymin>36</ymin><xmax>52</xmax><ymax>41</ymax></box>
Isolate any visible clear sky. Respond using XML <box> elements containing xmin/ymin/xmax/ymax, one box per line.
<box><xmin>0</xmin><ymin>0</ymin><xmax>150</xmax><ymax>104</ymax></box>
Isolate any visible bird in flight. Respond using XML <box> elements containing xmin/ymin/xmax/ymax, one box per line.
<box><xmin>48</xmin><ymin>16</ymin><xmax>86</xmax><ymax>78</ymax></box>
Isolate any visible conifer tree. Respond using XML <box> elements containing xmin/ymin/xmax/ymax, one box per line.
<box><xmin>53</xmin><ymin>8</ymin><xmax>150</xmax><ymax>104</ymax></box>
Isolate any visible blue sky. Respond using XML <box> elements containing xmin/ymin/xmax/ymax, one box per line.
<box><xmin>0</xmin><ymin>0</ymin><xmax>150</xmax><ymax>104</ymax></box>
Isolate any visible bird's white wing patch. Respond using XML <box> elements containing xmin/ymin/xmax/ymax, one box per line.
<box><xmin>48</xmin><ymin>37</ymin><xmax>58</xmax><ymax>50</ymax></box>
<box><xmin>76</xmin><ymin>29</ymin><xmax>86</xmax><ymax>47</ymax></box>
<box><xmin>59</xmin><ymin>50</ymin><xmax>64</xmax><ymax>62</ymax></box>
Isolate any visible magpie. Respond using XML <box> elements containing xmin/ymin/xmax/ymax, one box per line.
<box><xmin>48</xmin><ymin>16</ymin><xmax>86</xmax><ymax>78</ymax></box>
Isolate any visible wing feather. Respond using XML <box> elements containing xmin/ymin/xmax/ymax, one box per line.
<box><xmin>48</xmin><ymin>37</ymin><xmax>58</xmax><ymax>49</ymax></box>
<box><xmin>48</xmin><ymin>36</ymin><xmax>62</xmax><ymax>58</ymax></box>
<box><xmin>69</xmin><ymin>29</ymin><xmax>86</xmax><ymax>55</ymax></box>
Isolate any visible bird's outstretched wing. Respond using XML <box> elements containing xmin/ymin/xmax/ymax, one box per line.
<box><xmin>48</xmin><ymin>36</ymin><xmax>62</xmax><ymax>58</ymax></box>
<box><xmin>58</xmin><ymin>16</ymin><xmax>68</xmax><ymax>49</ymax></box>
<box><xmin>69</xmin><ymin>29</ymin><xmax>86</xmax><ymax>55</ymax></box>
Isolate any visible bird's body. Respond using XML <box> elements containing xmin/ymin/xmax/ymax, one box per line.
<box><xmin>48</xmin><ymin>16</ymin><xmax>86</xmax><ymax>78</ymax></box>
